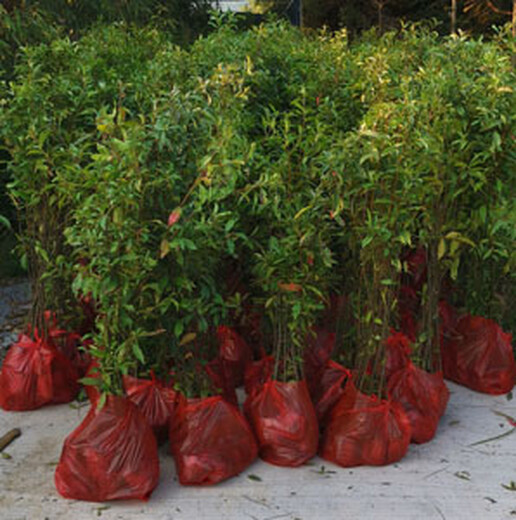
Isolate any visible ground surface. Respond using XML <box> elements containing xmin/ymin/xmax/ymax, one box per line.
<box><xmin>0</xmin><ymin>280</ymin><xmax>30</xmax><ymax>364</ymax></box>
<box><xmin>1</xmin><ymin>281</ymin><xmax>515</xmax><ymax>520</ymax></box>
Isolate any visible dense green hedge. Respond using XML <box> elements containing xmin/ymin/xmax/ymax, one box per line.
<box><xmin>1</xmin><ymin>20</ymin><xmax>514</xmax><ymax>397</ymax></box>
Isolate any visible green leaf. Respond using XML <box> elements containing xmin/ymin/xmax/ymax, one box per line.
<box><xmin>438</xmin><ymin>239</ymin><xmax>446</xmax><ymax>260</ymax></box>
<box><xmin>361</xmin><ymin>236</ymin><xmax>373</xmax><ymax>248</ymax></box>
<box><xmin>97</xmin><ymin>393</ymin><xmax>107</xmax><ymax>410</ymax></box>
<box><xmin>160</xmin><ymin>239</ymin><xmax>170</xmax><ymax>259</ymax></box>
<box><xmin>0</xmin><ymin>215</ymin><xmax>11</xmax><ymax>229</ymax></box>
<box><xmin>79</xmin><ymin>377</ymin><xmax>101</xmax><ymax>387</ymax></box>
<box><xmin>174</xmin><ymin>320</ymin><xmax>184</xmax><ymax>338</ymax></box>
<box><xmin>132</xmin><ymin>342</ymin><xmax>145</xmax><ymax>364</ymax></box>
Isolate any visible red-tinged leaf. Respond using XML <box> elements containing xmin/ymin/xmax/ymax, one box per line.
<box><xmin>167</xmin><ymin>209</ymin><xmax>181</xmax><ymax>227</ymax></box>
<box><xmin>278</xmin><ymin>282</ymin><xmax>303</xmax><ymax>292</ymax></box>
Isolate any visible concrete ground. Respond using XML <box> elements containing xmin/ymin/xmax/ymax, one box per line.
<box><xmin>0</xmin><ymin>381</ymin><xmax>515</xmax><ymax>520</ymax></box>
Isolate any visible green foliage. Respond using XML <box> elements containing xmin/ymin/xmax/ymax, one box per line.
<box><xmin>2</xmin><ymin>18</ymin><xmax>514</xmax><ymax>398</ymax></box>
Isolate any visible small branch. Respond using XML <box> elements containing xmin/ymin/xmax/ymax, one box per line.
<box><xmin>0</xmin><ymin>428</ymin><xmax>21</xmax><ymax>453</ymax></box>
<box><xmin>486</xmin><ymin>0</ymin><xmax>511</xmax><ymax>16</ymax></box>
<box><xmin>468</xmin><ymin>426</ymin><xmax>515</xmax><ymax>447</ymax></box>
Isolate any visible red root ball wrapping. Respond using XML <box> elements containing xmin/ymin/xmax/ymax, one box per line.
<box><xmin>217</xmin><ymin>325</ymin><xmax>253</xmax><ymax>388</ymax></box>
<box><xmin>55</xmin><ymin>396</ymin><xmax>159</xmax><ymax>502</ymax></box>
<box><xmin>304</xmin><ymin>328</ymin><xmax>336</xmax><ymax>397</ymax></box>
<box><xmin>244</xmin><ymin>355</ymin><xmax>274</xmax><ymax>396</ymax></box>
<box><xmin>244</xmin><ymin>380</ymin><xmax>318</xmax><ymax>467</ymax></box>
<box><xmin>388</xmin><ymin>362</ymin><xmax>449</xmax><ymax>444</ymax></box>
<box><xmin>384</xmin><ymin>331</ymin><xmax>411</xmax><ymax>381</ymax></box>
<box><xmin>170</xmin><ymin>395</ymin><xmax>258</xmax><ymax>485</ymax></box>
<box><xmin>123</xmin><ymin>374</ymin><xmax>177</xmax><ymax>444</ymax></box>
<box><xmin>320</xmin><ymin>382</ymin><xmax>411</xmax><ymax>467</ymax></box>
<box><xmin>0</xmin><ymin>334</ymin><xmax>79</xmax><ymax>411</ymax></box>
<box><xmin>309</xmin><ymin>360</ymin><xmax>350</xmax><ymax>425</ymax></box>
<box><xmin>441</xmin><ymin>313</ymin><xmax>516</xmax><ymax>395</ymax></box>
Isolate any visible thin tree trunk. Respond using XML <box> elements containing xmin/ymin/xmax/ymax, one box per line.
<box><xmin>377</xmin><ymin>1</ymin><xmax>384</xmax><ymax>34</ymax></box>
<box><xmin>451</xmin><ymin>0</ymin><xmax>457</xmax><ymax>34</ymax></box>
<box><xmin>513</xmin><ymin>0</ymin><xmax>516</xmax><ymax>38</ymax></box>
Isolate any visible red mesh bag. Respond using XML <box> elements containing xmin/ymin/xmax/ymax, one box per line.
<box><xmin>320</xmin><ymin>382</ymin><xmax>411</xmax><ymax>467</ymax></box>
<box><xmin>0</xmin><ymin>334</ymin><xmax>79</xmax><ymax>411</ymax></box>
<box><xmin>244</xmin><ymin>380</ymin><xmax>318</xmax><ymax>467</ymax></box>
<box><xmin>385</xmin><ymin>331</ymin><xmax>411</xmax><ymax>380</ymax></box>
<box><xmin>217</xmin><ymin>325</ymin><xmax>253</xmax><ymax>388</ymax></box>
<box><xmin>310</xmin><ymin>360</ymin><xmax>350</xmax><ymax>425</ymax></box>
<box><xmin>244</xmin><ymin>355</ymin><xmax>274</xmax><ymax>396</ymax></box>
<box><xmin>205</xmin><ymin>358</ymin><xmax>238</xmax><ymax>407</ymax></box>
<box><xmin>388</xmin><ymin>362</ymin><xmax>449</xmax><ymax>444</ymax></box>
<box><xmin>123</xmin><ymin>374</ymin><xmax>177</xmax><ymax>443</ymax></box>
<box><xmin>55</xmin><ymin>395</ymin><xmax>159</xmax><ymax>502</ymax></box>
<box><xmin>169</xmin><ymin>395</ymin><xmax>258</xmax><ymax>485</ymax></box>
<box><xmin>441</xmin><ymin>314</ymin><xmax>515</xmax><ymax>395</ymax></box>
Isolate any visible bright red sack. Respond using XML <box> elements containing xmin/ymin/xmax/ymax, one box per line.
<box><xmin>441</xmin><ymin>314</ymin><xmax>516</xmax><ymax>395</ymax></box>
<box><xmin>310</xmin><ymin>360</ymin><xmax>350</xmax><ymax>425</ymax></box>
<box><xmin>217</xmin><ymin>325</ymin><xmax>253</xmax><ymax>388</ymax></box>
<box><xmin>244</xmin><ymin>380</ymin><xmax>318</xmax><ymax>467</ymax></box>
<box><xmin>205</xmin><ymin>358</ymin><xmax>239</xmax><ymax>407</ymax></box>
<box><xmin>49</xmin><ymin>329</ymin><xmax>92</xmax><ymax>377</ymax></box>
<box><xmin>123</xmin><ymin>374</ymin><xmax>177</xmax><ymax>443</ymax></box>
<box><xmin>0</xmin><ymin>334</ymin><xmax>79</xmax><ymax>411</ymax></box>
<box><xmin>170</xmin><ymin>395</ymin><xmax>257</xmax><ymax>485</ymax></box>
<box><xmin>55</xmin><ymin>395</ymin><xmax>159</xmax><ymax>502</ymax></box>
<box><xmin>320</xmin><ymin>382</ymin><xmax>411</xmax><ymax>467</ymax></box>
<box><xmin>385</xmin><ymin>331</ymin><xmax>411</xmax><ymax>380</ymax></box>
<box><xmin>388</xmin><ymin>362</ymin><xmax>449</xmax><ymax>444</ymax></box>
<box><xmin>244</xmin><ymin>355</ymin><xmax>274</xmax><ymax>396</ymax></box>
<box><xmin>304</xmin><ymin>328</ymin><xmax>336</xmax><ymax>393</ymax></box>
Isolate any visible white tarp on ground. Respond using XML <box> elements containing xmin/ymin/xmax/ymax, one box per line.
<box><xmin>1</xmin><ymin>381</ymin><xmax>515</xmax><ymax>520</ymax></box>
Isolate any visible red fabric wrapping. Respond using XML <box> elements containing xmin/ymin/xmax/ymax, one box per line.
<box><xmin>385</xmin><ymin>331</ymin><xmax>411</xmax><ymax>380</ymax></box>
<box><xmin>439</xmin><ymin>300</ymin><xmax>459</xmax><ymax>337</ymax></box>
<box><xmin>402</xmin><ymin>247</ymin><xmax>427</xmax><ymax>291</ymax></box>
<box><xmin>244</xmin><ymin>380</ymin><xmax>318</xmax><ymax>467</ymax></box>
<box><xmin>304</xmin><ymin>328</ymin><xmax>336</xmax><ymax>394</ymax></box>
<box><xmin>55</xmin><ymin>396</ymin><xmax>159</xmax><ymax>502</ymax></box>
<box><xmin>244</xmin><ymin>355</ymin><xmax>274</xmax><ymax>396</ymax></box>
<box><xmin>217</xmin><ymin>325</ymin><xmax>253</xmax><ymax>388</ymax></box>
<box><xmin>0</xmin><ymin>334</ymin><xmax>79</xmax><ymax>411</ymax></box>
<box><xmin>170</xmin><ymin>395</ymin><xmax>258</xmax><ymax>485</ymax></box>
<box><xmin>205</xmin><ymin>358</ymin><xmax>239</xmax><ymax>407</ymax></box>
<box><xmin>441</xmin><ymin>313</ymin><xmax>516</xmax><ymax>395</ymax></box>
<box><xmin>49</xmin><ymin>329</ymin><xmax>91</xmax><ymax>377</ymax></box>
<box><xmin>319</xmin><ymin>294</ymin><xmax>347</xmax><ymax>332</ymax></box>
<box><xmin>123</xmin><ymin>374</ymin><xmax>177</xmax><ymax>443</ymax></box>
<box><xmin>388</xmin><ymin>362</ymin><xmax>449</xmax><ymax>444</ymax></box>
<box><xmin>399</xmin><ymin>309</ymin><xmax>417</xmax><ymax>343</ymax></box>
<box><xmin>310</xmin><ymin>360</ymin><xmax>350</xmax><ymax>425</ymax></box>
<box><xmin>320</xmin><ymin>382</ymin><xmax>411</xmax><ymax>467</ymax></box>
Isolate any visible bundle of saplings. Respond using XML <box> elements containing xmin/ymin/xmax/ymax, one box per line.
<box><xmin>0</xmin><ymin>17</ymin><xmax>514</xmax><ymax>502</ymax></box>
